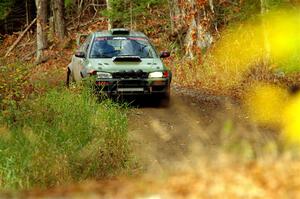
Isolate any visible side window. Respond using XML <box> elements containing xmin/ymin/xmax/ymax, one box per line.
<box><xmin>80</xmin><ymin>35</ymin><xmax>92</xmax><ymax>54</ymax></box>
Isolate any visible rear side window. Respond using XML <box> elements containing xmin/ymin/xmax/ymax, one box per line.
<box><xmin>80</xmin><ymin>35</ymin><xmax>92</xmax><ymax>54</ymax></box>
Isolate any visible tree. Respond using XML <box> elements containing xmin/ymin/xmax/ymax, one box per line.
<box><xmin>261</xmin><ymin>0</ymin><xmax>271</xmax><ymax>66</ymax></box>
<box><xmin>104</xmin><ymin>0</ymin><xmax>165</xmax><ymax>29</ymax></box>
<box><xmin>35</xmin><ymin>0</ymin><xmax>48</xmax><ymax>63</ymax></box>
<box><xmin>106</xmin><ymin>0</ymin><xmax>112</xmax><ymax>29</ymax></box>
<box><xmin>52</xmin><ymin>0</ymin><xmax>65</xmax><ymax>39</ymax></box>
<box><xmin>0</xmin><ymin>0</ymin><xmax>15</xmax><ymax>20</ymax></box>
<box><xmin>171</xmin><ymin>0</ymin><xmax>214</xmax><ymax>58</ymax></box>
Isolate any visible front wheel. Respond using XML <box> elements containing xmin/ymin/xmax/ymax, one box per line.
<box><xmin>66</xmin><ymin>69</ymin><xmax>73</xmax><ymax>87</ymax></box>
<box><xmin>160</xmin><ymin>93</ymin><xmax>170</xmax><ymax>107</ymax></box>
<box><xmin>159</xmin><ymin>86</ymin><xmax>171</xmax><ymax>107</ymax></box>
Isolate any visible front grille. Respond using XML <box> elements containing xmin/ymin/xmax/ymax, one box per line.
<box><xmin>112</xmin><ymin>70</ymin><xmax>148</xmax><ymax>79</ymax></box>
<box><xmin>117</xmin><ymin>80</ymin><xmax>147</xmax><ymax>87</ymax></box>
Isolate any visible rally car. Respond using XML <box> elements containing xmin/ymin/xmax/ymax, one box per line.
<box><xmin>67</xmin><ymin>28</ymin><xmax>171</xmax><ymax>102</ymax></box>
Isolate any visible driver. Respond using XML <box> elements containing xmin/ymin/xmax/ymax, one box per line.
<box><xmin>91</xmin><ymin>40</ymin><xmax>115</xmax><ymax>57</ymax></box>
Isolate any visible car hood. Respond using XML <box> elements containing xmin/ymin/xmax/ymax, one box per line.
<box><xmin>87</xmin><ymin>58</ymin><xmax>165</xmax><ymax>73</ymax></box>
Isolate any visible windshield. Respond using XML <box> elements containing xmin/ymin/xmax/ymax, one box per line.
<box><xmin>90</xmin><ymin>37</ymin><xmax>157</xmax><ymax>58</ymax></box>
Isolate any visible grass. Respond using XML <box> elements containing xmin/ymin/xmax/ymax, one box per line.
<box><xmin>0</xmin><ymin>86</ymin><xmax>132</xmax><ymax>190</ymax></box>
<box><xmin>0</xmin><ymin>62</ymin><xmax>32</xmax><ymax>109</ymax></box>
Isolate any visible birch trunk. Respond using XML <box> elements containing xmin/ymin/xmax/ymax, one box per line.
<box><xmin>182</xmin><ymin>0</ymin><xmax>213</xmax><ymax>58</ymax></box>
<box><xmin>260</xmin><ymin>0</ymin><xmax>271</xmax><ymax>66</ymax></box>
<box><xmin>168</xmin><ymin>0</ymin><xmax>174</xmax><ymax>34</ymax></box>
<box><xmin>106</xmin><ymin>0</ymin><xmax>112</xmax><ymax>30</ymax></box>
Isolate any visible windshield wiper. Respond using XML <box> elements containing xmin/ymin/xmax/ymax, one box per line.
<box><xmin>90</xmin><ymin>55</ymin><xmax>112</xmax><ymax>58</ymax></box>
<box><xmin>117</xmin><ymin>54</ymin><xmax>136</xmax><ymax>57</ymax></box>
<box><xmin>99</xmin><ymin>54</ymin><xmax>113</xmax><ymax>58</ymax></box>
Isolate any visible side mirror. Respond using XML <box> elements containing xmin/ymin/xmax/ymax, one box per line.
<box><xmin>160</xmin><ymin>51</ymin><xmax>170</xmax><ymax>58</ymax></box>
<box><xmin>75</xmin><ymin>51</ymin><xmax>86</xmax><ymax>58</ymax></box>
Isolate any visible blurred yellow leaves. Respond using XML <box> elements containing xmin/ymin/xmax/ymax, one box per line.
<box><xmin>204</xmin><ymin>21</ymin><xmax>264</xmax><ymax>87</ymax></box>
<box><xmin>282</xmin><ymin>94</ymin><xmax>300</xmax><ymax>145</ymax></box>
<box><xmin>244</xmin><ymin>84</ymin><xmax>288</xmax><ymax>125</ymax></box>
<box><xmin>206</xmin><ymin>8</ymin><xmax>300</xmax><ymax>86</ymax></box>
<box><xmin>211</xmin><ymin>22</ymin><xmax>263</xmax><ymax>72</ymax></box>
<box><xmin>210</xmin><ymin>8</ymin><xmax>300</xmax><ymax>146</ymax></box>
<box><xmin>267</xmin><ymin>11</ymin><xmax>300</xmax><ymax>59</ymax></box>
<box><xmin>245</xmin><ymin>84</ymin><xmax>300</xmax><ymax>146</ymax></box>
<box><xmin>266</xmin><ymin>10</ymin><xmax>300</xmax><ymax>71</ymax></box>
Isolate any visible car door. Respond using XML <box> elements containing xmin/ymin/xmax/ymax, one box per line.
<box><xmin>69</xmin><ymin>34</ymin><xmax>93</xmax><ymax>82</ymax></box>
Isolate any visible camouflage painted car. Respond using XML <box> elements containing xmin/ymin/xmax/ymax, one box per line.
<box><xmin>67</xmin><ymin>28</ymin><xmax>171</xmax><ymax>101</ymax></box>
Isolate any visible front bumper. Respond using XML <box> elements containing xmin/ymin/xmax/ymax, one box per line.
<box><xmin>94</xmin><ymin>78</ymin><xmax>170</xmax><ymax>96</ymax></box>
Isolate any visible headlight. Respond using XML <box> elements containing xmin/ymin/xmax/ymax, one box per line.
<box><xmin>97</xmin><ymin>72</ymin><xmax>112</xmax><ymax>79</ymax></box>
<box><xmin>148</xmin><ymin>72</ymin><xmax>163</xmax><ymax>78</ymax></box>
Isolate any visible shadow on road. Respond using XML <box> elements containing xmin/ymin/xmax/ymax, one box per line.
<box><xmin>111</xmin><ymin>95</ymin><xmax>170</xmax><ymax>108</ymax></box>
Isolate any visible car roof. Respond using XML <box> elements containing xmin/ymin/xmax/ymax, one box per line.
<box><xmin>94</xmin><ymin>28</ymin><xmax>148</xmax><ymax>38</ymax></box>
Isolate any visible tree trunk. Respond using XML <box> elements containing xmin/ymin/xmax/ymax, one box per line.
<box><xmin>76</xmin><ymin>0</ymin><xmax>84</xmax><ymax>29</ymax></box>
<box><xmin>4</xmin><ymin>18</ymin><xmax>7</xmax><ymax>34</ymax></box>
<box><xmin>130</xmin><ymin>0</ymin><xmax>133</xmax><ymax>29</ymax></box>
<box><xmin>208</xmin><ymin>0</ymin><xmax>214</xmax><ymax>13</ymax></box>
<box><xmin>35</xmin><ymin>0</ymin><xmax>48</xmax><ymax>63</ymax></box>
<box><xmin>26</xmin><ymin>0</ymin><xmax>30</xmax><ymax>39</ymax></box>
<box><xmin>52</xmin><ymin>0</ymin><xmax>65</xmax><ymax>40</ymax></box>
<box><xmin>260</xmin><ymin>0</ymin><xmax>271</xmax><ymax>66</ymax></box>
<box><xmin>173</xmin><ymin>0</ymin><xmax>213</xmax><ymax>58</ymax></box>
<box><xmin>106</xmin><ymin>0</ymin><xmax>112</xmax><ymax>30</ymax></box>
<box><xmin>168</xmin><ymin>0</ymin><xmax>174</xmax><ymax>34</ymax></box>
<box><xmin>185</xmin><ymin>1</ymin><xmax>213</xmax><ymax>58</ymax></box>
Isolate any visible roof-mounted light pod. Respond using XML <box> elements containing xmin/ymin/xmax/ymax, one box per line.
<box><xmin>110</xmin><ymin>28</ymin><xmax>130</xmax><ymax>35</ymax></box>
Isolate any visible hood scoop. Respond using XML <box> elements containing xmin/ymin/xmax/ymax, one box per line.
<box><xmin>113</xmin><ymin>56</ymin><xmax>142</xmax><ymax>62</ymax></box>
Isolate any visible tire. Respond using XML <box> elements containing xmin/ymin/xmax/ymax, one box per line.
<box><xmin>66</xmin><ymin>69</ymin><xmax>73</xmax><ymax>87</ymax></box>
<box><xmin>160</xmin><ymin>93</ymin><xmax>170</xmax><ymax>107</ymax></box>
<box><xmin>160</xmin><ymin>87</ymin><xmax>171</xmax><ymax>107</ymax></box>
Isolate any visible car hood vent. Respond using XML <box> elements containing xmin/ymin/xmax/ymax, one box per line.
<box><xmin>113</xmin><ymin>56</ymin><xmax>142</xmax><ymax>62</ymax></box>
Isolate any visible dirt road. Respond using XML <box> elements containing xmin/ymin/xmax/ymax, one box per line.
<box><xmin>128</xmin><ymin>84</ymin><xmax>262</xmax><ymax>174</ymax></box>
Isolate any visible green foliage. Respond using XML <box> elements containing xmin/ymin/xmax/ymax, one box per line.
<box><xmin>0</xmin><ymin>0</ymin><xmax>14</xmax><ymax>20</ymax></box>
<box><xmin>214</xmin><ymin>0</ymin><xmax>261</xmax><ymax>25</ymax></box>
<box><xmin>104</xmin><ymin>0</ymin><xmax>166</xmax><ymax>27</ymax></box>
<box><xmin>0</xmin><ymin>88</ymin><xmax>131</xmax><ymax>190</ymax></box>
<box><xmin>64</xmin><ymin>0</ymin><xmax>74</xmax><ymax>8</ymax></box>
<box><xmin>267</xmin><ymin>0</ymin><xmax>294</xmax><ymax>9</ymax></box>
<box><xmin>214</xmin><ymin>0</ymin><xmax>296</xmax><ymax>27</ymax></box>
